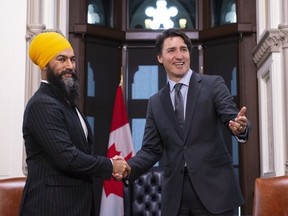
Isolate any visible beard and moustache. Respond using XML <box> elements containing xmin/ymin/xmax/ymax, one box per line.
<box><xmin>46</xmin><ymin>66</ymin><xmax>80</xmax><ymax>106</ymax></box>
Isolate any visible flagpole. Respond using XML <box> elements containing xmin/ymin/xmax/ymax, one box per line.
<box><xmin>120</xmin><ymin>67</ymin><xmax>123</xmax><ymax>87</ymax></box>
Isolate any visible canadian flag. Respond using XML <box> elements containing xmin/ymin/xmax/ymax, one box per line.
<box><xmin>99</xmin><ymin>85</ymin><xmax>134</xmax><ymax>216</ymax></box>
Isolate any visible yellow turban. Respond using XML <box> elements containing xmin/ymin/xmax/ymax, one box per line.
<box><xmin>29</xmin><ymin>32</ymin><xmax>73</xmax><ymax>70</ymax></box>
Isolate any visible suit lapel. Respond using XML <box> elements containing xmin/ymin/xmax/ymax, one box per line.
<box><xmin>183</xmin><ymin>72</ymin><xmax>202</xmax><ymax>141</ymax></box>
<box><xmin>160</xmin><ymin>84</ymin><xmax>184</xmax><ymax>138</ymax></box>
<box><xmin>42</xmin><ymin>83</ymin><xmax>92</xmax><ymax>153</ymax></box>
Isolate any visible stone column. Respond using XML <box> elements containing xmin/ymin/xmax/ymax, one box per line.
<box><xmin>26</xmin><ymin>0</ymin><xmax>45</xmax><ymax>101</ymax></box>
<box><xmin>278</xmin><ymin>0</ymin><xmax>288</xmax><ymax>175</ymax></box>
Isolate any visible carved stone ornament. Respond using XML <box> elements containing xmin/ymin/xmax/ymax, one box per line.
<box><xmin>253</xmin><ymin>29</ymin><xmax>285</xmax><ymax>68</ymax></box>
<box><xmin>26</xmin><ymin>24</ymin><xmax>46</xmax><ymax>41</ymax></box>
<box><xmin>279</xmin><ymin>24</ymin><xmax>288</xmax><ymax>48</ymax></box>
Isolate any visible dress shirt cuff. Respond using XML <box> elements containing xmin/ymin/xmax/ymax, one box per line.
<box><xmin>110</xmin><ymin>159</ymin><xmax>114</xmax><ymax>173</ymax></box>
<box><xmin>235</xmin><ymin>128</ymin><xmax>248</xmax><ymax>143</ymax></box>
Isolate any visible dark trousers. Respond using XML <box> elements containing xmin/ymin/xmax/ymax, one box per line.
<box><xmin>178</xmin><ymin>168</ymin><xmax>234</xmax><ymax>216</ymax></box>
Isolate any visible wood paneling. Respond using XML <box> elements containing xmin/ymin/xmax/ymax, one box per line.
<box><xmin>69</xmin><ymin>1</ymin><xmax>259</xmax><ymax>215</ymax></box>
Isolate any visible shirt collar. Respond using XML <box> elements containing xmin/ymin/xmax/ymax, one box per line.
<box><xmin>41</xmin><ymin>80</ymin><xmax>49</xmax><ymax>84</ymax></box>
<box><xmin>168</xmin><ymin>69</ymin><xmax>193</xmax><ymax>92</ymax></box>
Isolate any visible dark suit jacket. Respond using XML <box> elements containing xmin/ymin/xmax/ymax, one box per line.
<box><xmin>128</xmin><ymin>72</ymin><xmax>251</xmax><ymax>215</ymax></box>
<box><xmin>20</xmin><ymin>82</ymin><xmax>112</xmax><ymax>216</ymax></box>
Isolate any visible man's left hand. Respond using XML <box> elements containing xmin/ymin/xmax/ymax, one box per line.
<box><xmin>229</xmin><ymin>106</ymin><xmax>247</xmax><ymax>135</ymax></box>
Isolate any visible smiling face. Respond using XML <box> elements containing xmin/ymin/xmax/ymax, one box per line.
<box><xmin>157</xmin><ymin>36</ymin><xmax>190</xmax><ymax>82</ymax></box>
<box><xmin>48</xmin><ymin>48</ymin><xmax>76</xmax><ymax>77</ymax></box>
<box><xmin>44</xmin><ymin>48</ymin><xmax>80</xmax><ymax>105</ymax></box>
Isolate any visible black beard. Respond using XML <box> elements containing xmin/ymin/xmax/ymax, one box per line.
<box><xmin>46</xmin><ymin>66</ymin><xmax>80</xmax><ymax>106</ymax></box>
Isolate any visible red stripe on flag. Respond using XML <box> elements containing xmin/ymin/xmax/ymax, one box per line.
<box><xmin>110</xmin><ymin>86</ymin><xmax>129</xmax><ymax>132</ymax></box>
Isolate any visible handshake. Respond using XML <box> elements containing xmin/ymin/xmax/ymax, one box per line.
<box><xmin>111</xmin><ymin>155</ymin><xmax>131</xmax><ymax>181</ymax></box>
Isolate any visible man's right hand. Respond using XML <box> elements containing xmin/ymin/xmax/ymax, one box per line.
<box><xmin>111</xmin><ymin>155</ymin><xmax>131</xmax><ymax>181</ymax></box>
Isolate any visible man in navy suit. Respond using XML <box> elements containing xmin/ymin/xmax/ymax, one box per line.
<box><xmin>125</xmin><ymin>29</ymin><xmax>251</xmax><ymax>215</ymax></box>
<box><xmin>20</xmin><ymin>31</ymin><xmax>130</xmax><ymax>216</ymax></box>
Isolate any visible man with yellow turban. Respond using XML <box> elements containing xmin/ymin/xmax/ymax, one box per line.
<box><xmin>19</xmin><ymin>31</ymin><xmax>130</xmax><ymax>216</ymax></box>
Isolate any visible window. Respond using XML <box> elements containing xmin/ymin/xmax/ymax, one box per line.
<box><xmin>125</xmin><ymin>46</ymin><xmax>167</xmax><ymax>152</ymax></box>
<box><xmin>211</xmin><ymin>0</ymin><xmax>237</xmax><ymax>27</ymax></box>
<box><xmin>129</xmin><ymin>0</ymin><xmax>197</xmax><ymax>30</ymax></box>
<box><xmin>87</xmin><ymin>0</ymin><xmax>113</xmax><ymax>27</ymax></box>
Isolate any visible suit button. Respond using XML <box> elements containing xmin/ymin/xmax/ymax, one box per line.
<box><xmin>183</xmin><ymin>145</ymin><xmax>187</xmax><ymax>149</ymax></box>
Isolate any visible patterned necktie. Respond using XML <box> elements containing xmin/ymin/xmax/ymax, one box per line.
<box><xmin>174</xmin><ymin>83</ymin><xmax>185</xmax><ymax>130</ymax></box>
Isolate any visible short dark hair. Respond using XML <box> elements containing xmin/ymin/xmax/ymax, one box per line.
<box><xmin>155</xmin><ymin>28</ymin><xmax>192</xmax><ymax>56</ymax></box>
